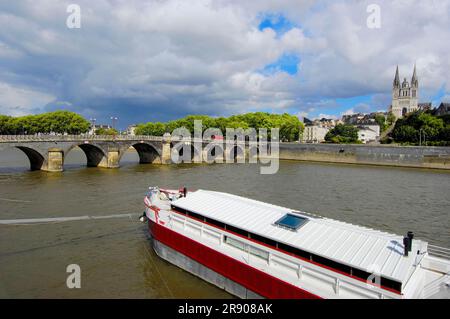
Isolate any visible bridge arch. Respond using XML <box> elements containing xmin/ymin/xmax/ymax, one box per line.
<box><xmin>225</xmin><ymin>144</ymin><xmax>245</xmax><ymax>162</ymax></box>
<box><xmin>170</xmin><ymin>142</ymin><xmax>200</xmax><ymax>162</ymax></box>
<box><xmin>120</xmin><ymin>142</ymin><xmax>162</xmax><ymax>164</ymax></box>
<box><xmin>67</xmin><ymin>143</ymin><xmax>108</xmax><ymax>167</ymax></box>
<box><xmin>203</xmin><ymin>143</ymin><xmax>224</xmax><ymax>163</ymax></box>
<box><xmin>15</xmin><ymin>146</ymin><xmax>46</xmax><ymax>170</ymax></box>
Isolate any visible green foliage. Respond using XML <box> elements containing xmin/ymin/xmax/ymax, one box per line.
<box><xmin>135</xmin><ymin>122</ymin><xmax>166</xmax><ymax>136</ymax></box>
<box><xmin>437</xmin><ymin>114</ymin><xmax>450</xmax><ymax>125</ymax></box>
<box><xmin>374</xmin><ymin>114</ymin><xmax>387</xmax><ymax>132</ymax></box>
<box><xmin>392</xmin><ymin>125</ymin><xmax>418</xmax><ymax>143</ymax></box>
<box><xmin>391</xmin><ymin>111</ymin><xmax>448</xmax><ymax>145</ymax></box>
<box><xmin>135</xmin><ymin>112</ymin><xmax>304</xmax><ymax>142</ymax></box>
<box><xmin>325</xmin><ymin>124</ymin><xmax>359</xmax><ymax>144</ymax></box>
<box><xmin>95</xmin><ymin>127</ymin><xmax>118</xmax><ymax>135</ymax></box>
<box><xmin>386</xmin><ymin>112</ymin><xmax>396</xmax><ymax>126</ymax></box>
<box><xmin>0</xmin><ymin>111</ymin><xmax>90</xmax><ymax>135</ymax></box>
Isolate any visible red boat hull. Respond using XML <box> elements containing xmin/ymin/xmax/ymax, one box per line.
<box><xmin>149</xmin><ymin>220</ymin><xmax>321</xmax><ymax>299</ymax></box>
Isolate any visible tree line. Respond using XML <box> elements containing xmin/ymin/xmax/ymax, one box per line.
<box><xmin>135</xmin><ymin>113</ymin><xmax>304</xmax><ymax>142</ymax></box>
<box><xmin>0</xmin><ymin>111</ymin><xmax>304</xmax><ymax>142</ymax></box>
<box><xmin>389</xmin><ymin>111</ymin><xmax>450</xmax><ymax>146</ymax></box>
<box><xmin>0</xmin><ymin>111</ymin><xmax>90</xmax><ymax>135</ymax></box>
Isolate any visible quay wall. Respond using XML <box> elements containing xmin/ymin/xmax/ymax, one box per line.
<box><xmin>279</xmin><ymin>143</ymin><xmax>450</xmax><ymax>170</ymax></box>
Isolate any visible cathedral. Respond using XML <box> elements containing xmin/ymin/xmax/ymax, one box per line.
<box><xmin>389</xmin><ymin>65</ymin><xmax>419</xmax><ymax>118</ymax></box>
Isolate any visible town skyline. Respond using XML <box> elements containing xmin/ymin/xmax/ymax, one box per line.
<box><xmin>1</xmin><ymin>1</ymin><xmax>450</xmax><ymax>129</ymax></box>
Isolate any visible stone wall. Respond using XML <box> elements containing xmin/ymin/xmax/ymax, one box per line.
<box><xmin>279</xmin><ymin>143</ymin><xmax>450</xmax><ymax>170</ymax></box>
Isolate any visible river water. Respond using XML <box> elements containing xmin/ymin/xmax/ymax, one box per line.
<box><xmin>0</xmin><ymin>147</ymin><xmax>449</xmax><ymax>298</ymax></box>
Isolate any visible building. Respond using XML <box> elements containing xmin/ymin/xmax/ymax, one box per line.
<box><xmin>435</xmin><ymin>102</ymin><xmax>450</xmax><ymax>116</ymax></box>
<box><xmin>88</xmin><ymin>124</ymin><xmax>111</xmax><ymax>135</ymax></box>
<box><xmin>342</xmin><ymin>112</ymin><xmax>386</xmax><ymax>125</ymax></box>
<box><xmin>357</xmin><ymin>125</ymin><xmax>380</xmax><ymax>144</ymax></box>
<box><xmin>317</xmin><ymin>118</ymin><xmax>337</xmax><ymax>128</ymax></box>
<box><xmin>418</xmin><ymin>102</ymin><xmax>432</xmax><ymax>112</ymax></box>
<box><xmin>342</xmin><ymin>113</ymin><xmax>365</xmax><ymax>125</ymax></box>
<box><xmin>389</xmin><ymin>65</ymin><xmax>420</xmax><ymax>118</ymax></box>
<box><xmin>127</xmin><ymin>124</ymin><xmax>137</xmax><ymax>136</ymax></box>
<box><xmin>301</xmin><ymin>125</ymin><xmax>330</xmax><ymax>143</ymax></box>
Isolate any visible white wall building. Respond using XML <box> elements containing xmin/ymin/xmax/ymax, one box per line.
<box><xmin>127</xmin><ymin>125</ymin><xmax>137</xmax><ymax>136</ymax></box>
<box><xmin>301</xmin><ymin>125</ymin><xmax>330</xmax><ymax>143</ymax></box>
<box><xmin>357</xmin><ymin>125</ymin><xmax>380</xmax><ymax>144</ymax></box>
<box><xmin>88</xmin><ymin>124</ymin><xmax>111</xmax><ymax>135</ymax></box>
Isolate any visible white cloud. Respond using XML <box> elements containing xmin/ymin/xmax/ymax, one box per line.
<box><xmin>0</xmin><ymin>82</ymin><xmax>55</xmax><ymax>116</ymax></box>
<box><xmin>0</xmin><ymin>0</ymin><xmax>449</xmax><ymax>124</ymax></box>
<box><xmin>341</xmin><ymin>108</ymin><xmax>356</xmax><ymax>116</ymax></box>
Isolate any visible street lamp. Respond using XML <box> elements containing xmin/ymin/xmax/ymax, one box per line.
<box><xmin>419</xmin><ymin>129</ymin><xmax>426</xmax><ymax>146</ymax></box>
<box><xmin>110</xmin><ymin>116</ymin><xmax>118</xmax><ymax>130</ymax></box>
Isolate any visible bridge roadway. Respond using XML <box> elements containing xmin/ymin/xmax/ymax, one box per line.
<box><xmin>0</xmin><ymin>134</ymin><xmax>249</xmax><ymax>172</ymax></box>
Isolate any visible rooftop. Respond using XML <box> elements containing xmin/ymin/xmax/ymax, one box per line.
<box><xmin>172</xmin><ymin>189</ymin><xmax>427</xmax><ymax>284</ymax></box>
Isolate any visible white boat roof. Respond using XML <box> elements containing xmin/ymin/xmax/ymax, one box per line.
<box><xmin>171</xmin><ymin>189</ymin><xmax>427</xmax><ymax>284</ymax></box>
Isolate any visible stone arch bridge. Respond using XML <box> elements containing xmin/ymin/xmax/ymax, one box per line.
<box><xmin>0</xmin><ymin>135</ymin><xmax>253</xmax><ymax>172</ymax></box>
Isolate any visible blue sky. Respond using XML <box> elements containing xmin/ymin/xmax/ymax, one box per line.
<box><xmin>258</xmin><ymin>13</ymin><xmax>298</xmax><ymax>37</ymax></box>
<box><xmin>0</xmin><ymin>1</ymin><xmax>449</xmax><ymax>128</ymax></box>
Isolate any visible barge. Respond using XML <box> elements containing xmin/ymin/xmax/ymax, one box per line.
<box><xmin>143</xmin><ymin>187</ymin><xmax>450</xmax><ymax>299</ymax></box>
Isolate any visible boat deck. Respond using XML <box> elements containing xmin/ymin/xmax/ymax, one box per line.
<box><xmin>171</xmin><ymin>190</ymin><xmax>427</xmax><ymax>285</ymax></box>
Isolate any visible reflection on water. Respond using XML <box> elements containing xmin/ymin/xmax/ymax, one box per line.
<box><xmin>0</xmin><ymin>147</ymin><xmax>449</xmax><ymax>298</ymax></box>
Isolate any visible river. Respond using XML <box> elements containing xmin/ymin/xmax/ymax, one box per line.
<box><xmin>0</xmin><ymin>147</ymin><xmax>449</xmax><ymax>298</ymax></box>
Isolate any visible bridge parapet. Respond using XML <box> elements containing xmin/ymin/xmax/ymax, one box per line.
<box><xmin>0</xmin><ymin>134</ymin><xmax>164</xmax><ymax>143</ymax></box>
<box><xmin>0</xmin><ymin>135</ymin><xmax>254</xmax><ymax>144</ymax></box>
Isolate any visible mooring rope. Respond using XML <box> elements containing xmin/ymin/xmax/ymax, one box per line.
<box><xmin>0</xmin><ymin>213</ymin><xmax>135</xmax><ymax>225</ymax></box>
<box><xmin>127</xmin><ymin>214</ymin><xmax>175</xmax><ymax>298</ymax></box>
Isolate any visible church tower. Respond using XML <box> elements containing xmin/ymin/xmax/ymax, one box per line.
<box><xmin>411</xmin><ymin>64</ymin><xmax>418</xmax><ymax>102</ymax></box>
<box><xmin>392</xmin><ymin>65</ymin><xmax>400</xmax><ymax>99</ymax></box>
<box><xmin>390</xmin><ymin>65</ymin><xmax>419</xmax><ymax>118</ymax></box>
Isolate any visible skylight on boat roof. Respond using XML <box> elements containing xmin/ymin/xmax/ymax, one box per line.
<box><xmin>275</xmin><ymin>213</ymin><xmax>308</xmax><ymax>231</ymax></box>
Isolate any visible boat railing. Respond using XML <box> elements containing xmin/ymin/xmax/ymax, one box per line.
<box><xmin>422</xmin><ymin>270</ymin><xmax>450</xmax><ymax>298</ymax></box>
<box><xmin>428</xmin><ymin>244</ymin><xmax>450</xmax><ymax>259</ymax></box>
<box><xmin>171</xmin><ymin>212</ymin><xmax>401</xmax><ymax>298</ymax></box>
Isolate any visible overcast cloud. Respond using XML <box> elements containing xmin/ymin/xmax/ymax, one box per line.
<box><xmin>0</xmin><ymin>0</ymin><xmax>449</xmax><ymax>127</ymax></box>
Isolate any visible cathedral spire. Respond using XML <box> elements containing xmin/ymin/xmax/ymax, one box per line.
<box><xmin>411</xmin><ymin>63</ymin><xmax>418</xmax><ymax>87</ymax></box>
<box><xmin>393</xmin><ymin>65</ymin><xmax>400</xmax><ymax>87</ymax></box>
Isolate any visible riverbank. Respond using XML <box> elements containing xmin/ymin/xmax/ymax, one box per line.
<box><xmin>279</xmin><ymin>143</ymin><xmax>450</xmax><ymax>170</ymax></box>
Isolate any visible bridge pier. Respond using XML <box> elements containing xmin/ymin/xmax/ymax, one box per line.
<box><xmin>202</xmin><ymin>144</ymin><xmax>224</xmax><ymax>163</ymax></box>
<box><xmin>98</xmin><ymin>148</ymin><xmax>120</xmax><ymax>169</ymax></box>
<box><xmin>225</xmin><ymin>144</ymin><xmax>245</xmax><ymax>163</ymax></box>
<box><xmin>161</xmin><ymin>133</ymin><xmax>172</xmax><ymax>164</ymax></box>
<box><xmin>42</xmin><ymin>148</ymin><xmax>64</xmax><ymax>172</ymax></box>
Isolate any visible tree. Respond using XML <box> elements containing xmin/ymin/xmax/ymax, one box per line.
<box><xmin>95</xmin><ymin>128</ymin><xmax>118</xmax><ymax>135</ymax></box>
<box><xmin>374</xmin><ymin>114</ymin><xmax>387</xmax><ymax>132</ymax></box>
<box><xmin>279</xmin><ymin>113</ymin><xmax>303</xmax><ymax>141</ymax></box>
<box><xmin>391</xmin><ymin>111</ymin><xmax>447</xmax><ymax>145</ymax></box>
<box><xmin>387</xmin><ymin>112</ymin><xmax>396</xmax><ymax>126</ymax></box>
<box><xmin>135</xmin><ymin>112</ymin><xmax>304</xmax><ymax>142</ymax></box>
<box><xmin>135</xmin><ymin>122</ymin><xmax>166</xmax><ymax>136</ymax></box>
<box><xmin>0</xmin><ymin>115</ymin><xmax>13</xmax><ymax>134</ymax></box>
<box><xmin>0</xmin><ymin>111</ymin><xmax>90</xmax><ymax>135</ymax></box>
<box><xmin>325</xmin><ymin>124</ymin><xmax>359</xmax><ymax>144</ymax></box>
<box><xmin>392</xmin><ymin>125</ymin><xmax>417</xmax><ymax>143</ymax></box>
